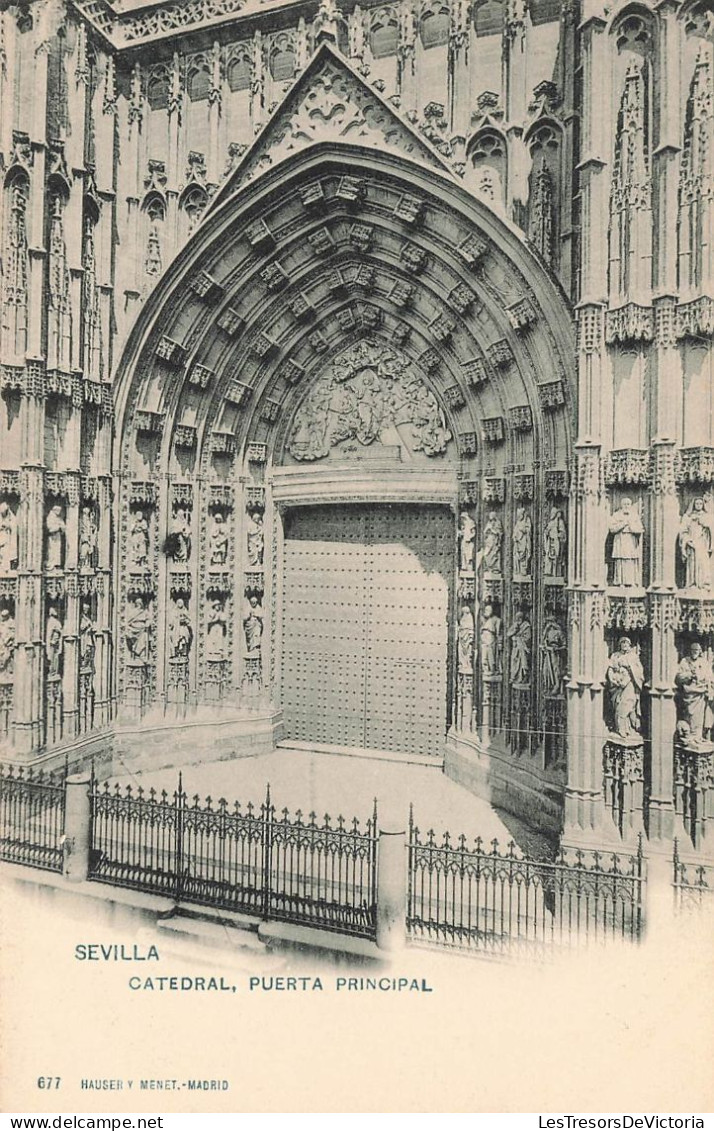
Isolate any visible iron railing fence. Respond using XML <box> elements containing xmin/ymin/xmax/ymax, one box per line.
<box><xmin>672</xmin><ymin>839</ymin><xmax>714</xmax><ymax>910</ymax></box>
<box><xmin>406</xmin><ymin>810</ymin><xmax>645</xmax><ymax>955</ymax></box>
<box><xmin>88</xmin><ymin>776</ymin><xmax>379</xmax><ymax>939</ymax></box>
<box><xmin>0</xmin><ymin>761</ymin><xmax>67</xmax><ymax>872</ymax></box>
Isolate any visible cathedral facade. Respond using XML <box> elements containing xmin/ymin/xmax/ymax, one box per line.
<box><xmin>0</xmin><ymin>0</ymin><xmax>712</xmax><ymax>861</ymax></box>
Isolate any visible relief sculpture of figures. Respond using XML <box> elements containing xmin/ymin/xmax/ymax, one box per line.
<box><xmin>45</xmin><ymin>505</ymin><xmax>66</xmax><ymax>571</ymax></box>
<box><xmin>130</xmin><ymin>512</ymin><xmax>150</xmax><ymax>569</ymax></box>
<box><xmin>287</xmin><ymin>340</ymin><xmax>451</xmax><ymax>461</ymax></box>
<box><xmin>482</xmin><ymin>512</ymin><xmax>503</xmax><ymax>574</ymax></box>
<box><xmin>206</xmin><ymin>599</ymin><xmax>227</xmax><ymax>659</ymax></box>
<box><xmin>0</xmin><ymin>502</ymin><xmax>18</xmax><ymax>572</ymax></box>
<box><xmin>674</xmin><ymin>643</ymin><xmax>714</xmax><ymax>748</ymax></box>
<box><xmin>541</xmin><ymin>618</ymin><xmax>566</xmax><ymax>697</ymax></box>
<box><xmin>168</xmin><ymin>598</ymin><xmax>193</xmax><ymax>659</ymax></box>
<box><xmin>543</xmin><ymin>507</ymin><xmax>567</xmax><ymax>578</ymax></box>
<box><xmin>458</xmin><ymin>512</ymin><xmax>475</xmax><ymax>573</ymax></box>
<box><xmin>246</xmin><ymin>510</ymin><xmax>264</xmax><ymax>568</ymax></box>
<box><xmin>79</xmin><ymin>602</ymin><xmax>96</xmax><ymax>674</ymax></box>
<box><xmin>678</xmin><ymin>497</ymin><xmax>713</xmax><ymax>591</ymax></box>
<box><xmin>169</xmin><ymin>508</ymin><xmax>191</xmax><ymax>563</ymax></box>
<box><xmin>512</xmin><ymin>508</ymin><xmax>533</xmax><ymax>577</ymax></box>
<box><xmin>79</xmin><ymin>506</ymin><xmax>98</xmax><ymax>572</ymax></box>
<box><xmin>479</xmin><ymin>603</ymin><xmax>501</xmax><ymax>677</ymax></box>
<box><xmin>0</xmin><ymin>608</ymin><xmax>15</xmax><ymax>676</ymax></box>
<box><xmin>209</xmin><ymin>512</ymin><xmax>229</xmax><ymax>565</ymax></box>
<box><xmin>608</xmin><ymin>496</ymin><xmax>644</xmax><ymax>587</ymax></box>
<box><xmin>605</xmin><ymin>636</ymin><xmax>644</xmax><ymax>740</ymax></box>
<box><xmin>125</xmin><ymin>597</ymin><xmax>151</xmax><ymax>662</ymax></box>
<box><xmin>243</xmin><ymin>595</ymin><xmax>263</xmax><ymax>654</ymax></box>
<box><xmin>457</xmin><ymin>605</ymin><xmax>475</xmax><ymax>673</ymax></box>
<box><xmin>45</xmin><ymin>606</ymin><xmax>63</xmax><ymax>678</ymax></box>
<box><xmin>507</xmin><ymin>612</ymin><xmax>532</xmax><ymax>686</ymax></box>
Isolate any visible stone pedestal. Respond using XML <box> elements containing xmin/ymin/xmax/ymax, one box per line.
<box><xmin>602</xmin><ymin>735</ymin><xmax>645</xmax><ymax>840</ymax></box>
<box><xmin>376</xmin><ymin>828</ymin><xmax>406</xmax><ymax>953</ymax></box>
<box><xmin>674</xmin><ymin>740</ymin><xmax>714</xmax><ymax>851</ymax></box>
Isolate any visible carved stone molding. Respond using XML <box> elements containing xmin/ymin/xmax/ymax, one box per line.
<box><xmin>188</xmin><ymin>271</ymin><xmax>223</xmax><ymax>303</ymax></box>
<box><xmin>507</xmin><ymin>298</ymin><xmax>537</xmax><ymax>332</ymax></box>
<box><xmin>605</xmin><ymin>594</ymin><xmax>648</xmax><ymax>631</ymax></box>
<box><xmin>604</xmin><ymin>303</ymin><xmax>654</xmax><ymax>345</ymax></box>
<box><xmin>155</xmin><ymin>338</ymin><xmax>187</xmax><ymax>367</ymax></box>
<box><xmin>173</xmin><ymin>424</ymin><xmax>197</xmax><ymax>450</ymax></box>
<box><xmin>676</xmin><ymin>297</ymin><xmax>714</xmax><ymax>341</ymax></box>
<box><xmin>487</xmin><ymin>341</ymin><xmax>514</xmax><ymax>369</ymax></box>
<box><xmin>513</xmin><ymin>474</ymin><xmax>534</xmax><ymax>501</ymax></box>
<box><xmin>508</xmin><ymin>405</ymin><xmax>533</xmax><ymax>432</ymax></box>
<box><xmin>483</xmin><ymin>417</ymin><xmax>505</xmax><ymax>445</ymax></box>
<box><xmin>538</xmin><ymin>380</ymin><xmax>566</xmax><ymax>411</ymax></box>
<box><xmin>135</xmin><ymin>411</ymin><xmax>165</xmax><ymax>435</ymax></box>
<box><xmin>463</xmin><ymin>358</ymin><xmax>489</xmax><ymax>387</ymax></box>
<box><xmin>676</xmin><ymin>447</ymin><xmax>714</xmax><ymax>485</ymax></box>
<box><xmin>677</xmin><ymin>598</ymin><xmax>714</xmax><ymax>634</ymax></box>
<box><xmin>188</xmin><ymin>364</ymin><xmax>213</xmax><ymax>390</ymax></box>
<box><xmin>603</xmin><ymin>448</ymin><xmax>650</xmax><ymax>486</ymax></box>
<box><xmin>247</xmin><ymin>442</ymin><xmax>268</xmax><ymax>464</ymax></box>
<box><xmin>482</xmin><ymin>477</ymin><xmax>506</xmax><ymax>503</ymax></box>
<box><xmin>651</xmin><ymin>444</ymin><xmax>678</xmax><ymax>495</ymax></box>
<box><xmin>648</xmin><ymin>593</ymin><xmax>678</xmax><ymax>635</ymax></box>
<box><xmin>217</xmin><ymin>308</ymin><xmax>243</xmax><ymax>337</ymax></box>
<box><xmin>577</xmin><ymin>304</ymin><xmax>605</xmax><ymax>354</ymax></box>
<box><xmin>457</xmin><ymin>232</ymin><xmax>490</xmax><ymax>267</ymax></box>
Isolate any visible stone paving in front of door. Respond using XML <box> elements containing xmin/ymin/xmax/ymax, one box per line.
<box><xmin>112</xmin><ymin>745</ymin><xmax>527</xmax><ymax>852</ymax></box>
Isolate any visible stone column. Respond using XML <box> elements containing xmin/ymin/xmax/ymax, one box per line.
<box><xmin>648</xmin><ymin>441</ymin><xmax>680</xmax><ymax>842</ymax></box>
<box><xmin>63</xmin><ymin>771</ymin><xmax>92</xmax><ymax>881</ymax></box>
<box><xmin>376</xmin><ymin>827</ymin><xmax>406</xmax><ymax>952</ymax></box>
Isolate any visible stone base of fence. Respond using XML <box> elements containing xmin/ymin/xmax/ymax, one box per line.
<box><xmin>376</xmin><ymin>829</ymin><xmax>407</xmax><ymax>952</ymax></box>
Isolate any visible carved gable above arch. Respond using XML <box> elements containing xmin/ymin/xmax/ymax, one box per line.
<box><xmin>283</xmin><ymin>338</ymin><xmax>455</xmax><ymax>465</ymax></box>
<box><xmin>210</xmin><ymin>43</ymin><xmax>456</xmax><ymax>210</ymax></box>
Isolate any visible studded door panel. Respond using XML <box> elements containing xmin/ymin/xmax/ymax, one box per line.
<box><xmin>281</xmin><ymin>504</ymin><xmax>452</xmax><ymax>757</ymax></box>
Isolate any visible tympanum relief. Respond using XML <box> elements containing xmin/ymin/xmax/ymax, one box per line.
<box><xmin>287</xmin><ymin>340</ymin><xmax>452</xmax><ymax>463</ymax></box>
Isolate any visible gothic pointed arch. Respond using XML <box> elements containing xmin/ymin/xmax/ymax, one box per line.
<box><xmin>113</xmin><ymin>138</ymin><xmax>575</xmax><ymax>799</ymax></box>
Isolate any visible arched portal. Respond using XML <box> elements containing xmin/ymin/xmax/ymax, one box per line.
<box><xmin>114</xmin><ymin>143</ymin><xmax>575</xmax><ymax>820</ymax></box>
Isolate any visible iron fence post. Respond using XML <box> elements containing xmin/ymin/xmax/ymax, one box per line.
<box><xmin>62</xmin><ymin>772</ymin><xmax>92</xmax><ymax>881</ymax></box>
<box><xmin>262</xmin><ymin>784</ymin><xmax>272</xmax><ymax>920</ymax></box>
<box><xmin>175</xmin><ymin>774</ymin><xmax>185</xmax><ymax>902</ymax></box>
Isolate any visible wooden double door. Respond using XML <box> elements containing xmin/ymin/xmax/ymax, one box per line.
<box><xmin>281</xmin><ymin>503</ymin><xmax>453</xmax><ymax>758</ymax></box>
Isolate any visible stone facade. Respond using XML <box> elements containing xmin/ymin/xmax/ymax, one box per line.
<box><xmin>0</xmin><ymin>0</ymin><xmax>712</xmax><ymax>862</ymax></box>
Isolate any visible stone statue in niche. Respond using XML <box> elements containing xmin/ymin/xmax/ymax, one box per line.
<box><xmin>607</xmin><ymin>497</ymin><xmax>644</xmax><ymax>587</ymax></box>
<box><xmin>79</xmin><ymin>602</ymin><xmax>96</xmax><ymax>674</ymax></box>
<box><xmin>129</xmin><ymin>512</ymin><xmax>150</xmax><ymax>569</ymax></box>
<box><xmin>674</xmin><ymin>642</ymin><xmax>714</xmax><ymax>747</ymax></box>
<box><xmin>605</xmin><ymin>636</ymin><xmax>644</xmax><ymax>740</ymax></box>
<box><xmin>168</xmin><ymin>597</ymin><xmax>193</xmax><ymax>659</ymax></box>
<box><xmin>543</xmin><ymin>507</ymin><xmax>567</xmax><ymax>578</ymax></box>
<box><xmin>479</xmin><ymin>603</ymin><xmax>501</xmax><ymax>677</ymax></box>
<box><xmin>79</xmin><ymin>506</ymin><xmax>98</xmax><ymax>572</ymax></box>
<box><xmin>512</xmin><ymin>508</ymin><xmax>533</xmax><ymax>577</ymax></box>
<box><xmin>45</xmin><ymin>606</ymin><xmax>64</xmax><ymax>678</ymax></box>
<box><xmin>125</xmin><ymin>597</ymin><xmax>151</xmax><ymax>662</ymax></box>
<box><xmin>287</xmin><ymin>340</ymin><xmax>451</xmax><ymax>461</ymax></box>
<box><xmin>168</xmin><ymin>507</ymin><xmax>192</xmax><ymax>563</ymax></box>
<box><xmin>0</xmin><ymin>502</ymin><xmax>18</xmax><ymax>572</ymax></box>
<box><xmin>678</xmin><ymin>497</ymin><xmax>713</xmax><ymax>591</ymax></box>
<box><xmin>507</xmin><ymin>612</ymin><xmax>532</xmax><ymax>686</ymax></box>
<box><xmin>246</xmin><ymin>510</ymin><xmax>265</xmax><ymax>568</ymax></box>
<box><xmin>0</xmin><ymin>608</ymin><xmax>15</xmax><ymax>675</ymax></box>
<box><xmin>209</xmin><ymin>512</ymin><xmax>229</xmax><ymax>565</ymax></box>
<box><xmin>458</xmin><ymin>512</ymin><xmax>476</xmax><ymax>573</ymax></box>
<box><xmin>206</xmin><ymin>599</ymin><xmax>227</xmax><ymax>659</ymax></box>
<box><xmin>45</xmin><ymin>505</ymin><xmax>66</xmax><ymax>571</ymax></box>
<box><xmin>541</xmin><ymin>617</ymin><xmax>566</xmax><ymax>697</ymax></box>
<box><xmin>482</xmin><ymin>512</ymin><xmax>503</xmax><ymax>573</ymax></box>
<box><xmin>243</xmin><ymin>595</ymin><xmax>263</xmax><ymax>654</ymax></box>
<box><xmin>457</xmin><ymin>604</ymin><xmax>474</xmax><ymax>672</ymax></box>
